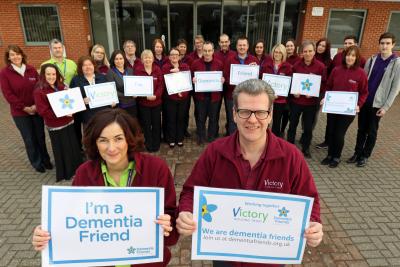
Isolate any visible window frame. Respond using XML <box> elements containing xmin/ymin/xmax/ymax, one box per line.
<box><xmin>387</xmin><ymin>11</ymin><xmax>400</xmax><ymax>50</ymax></box>
<box><xmin>326</xmin><ymin>8</ymin><xmax>367</xmax><ymax>48</ymax></box>
<box><xmin>18</xmin><ymin>4</ymin><xmax>63</xmax><ymax>46</ymax></box>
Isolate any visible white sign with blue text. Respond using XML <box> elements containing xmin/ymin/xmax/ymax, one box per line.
<box><xmin>322</xmin><ymin>91</ymin><xmax>359</xmax><ymax>115</ymax></box>
<box><xmin>262</xmin><ymin>73</ymin><xmax>292</xmax><ymax>97</ymax></box>
<box><xmin>229</xmin><ymin>64</ymin><xmax>259</xmax><ymax>85</ymax></box>
<box><xmin>84</xmin><ymin>82</ymin><xmax>119</xmax><ymax>109</ymax></box>
<box><xmin>41</xmin><ymin>186</ymin><xmax>164</xmax><ymax>267</ymax></box>
<box><xmin>164</xmin><ymin>71</ymin><xmax>193</xmax><ymax>95</ymax></box>
<box><xmin>194</xmin><ymin>71</ymin><xmax>223</xmax><ymax>92</ymax></box>
<box><xmin>123</xmin><ymin>76</ymin><xmax>154</xmax><ymax>96</ymax></box>
<box><xmin>290</xmin><ymin>73</ymin><xmax>321</xmax><ymax>97</ymax></box>
<box><xmin>192</xmin><ymin>186</ymin><xmax>313</xmax><ymax>264</ymax></box>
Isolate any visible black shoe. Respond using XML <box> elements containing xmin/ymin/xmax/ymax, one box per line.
<box><xmin>177</xmin><ymin>142</ymin><xmax>183</xmax><ymax>147</ymax></box>
<box><xmin>184</xmin><ymin>130</ymin><xmax>191</xmax><ymax>138</ymax></box>
<box><xmin>169</xmin><ymin>143</ymin><xmax>175</xmax><ymax>148</ymax></box>
<box><xmin>302</xmin><ymin>148</ymin><xmax>311</xmax><ymax>158</ymax></box>
<box><xmin>356</xmin><ymin>157</ymin><xmax>368</xmax><ymax>167</ymax></box>
<box><xmin>346</xmin><ymin>154</ymin><xmax>359</xmax><ymax>164</ymax></box>
<box><xmin>316</xmin><ymin>142</ymin><xmax>328</xmax><ymax>149</ymax></box>
<box><xmin>43</xmin><ymin>161</ymin><xmax>53</xmax><ymax>170</ymax></box>
<box><xmin>197</xmin><ymin>137</ymin><xmax>204</xmax><ymax>146</ymax></box>
<box><xmin>35</xmin><ymin>166</ymin><xmax>46</xmax><ymax>173</ymax></box>
<box><xmin>329</xmin><ymin>158</ymin><xmax>341</xmax><ymax>168</ymax></box>
<box><xmin>321</xmin><ymin>156</ymin><xmax>332</xmax><ymax>165</ymax></box>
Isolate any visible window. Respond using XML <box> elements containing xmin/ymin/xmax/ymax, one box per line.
<box><xmin>326</xmin><ymin>9</ymin><xmax>367</xmax><ymax>47</ymax></box>
<box><xmin>19</xmin><ymin>5</ymin><xmax>63</xmax><ymax>45</ymax></box>
<box><xmin>387</xmin><ymin>11</ymin><xmax>400</xmax><ymax>49</ymax></box>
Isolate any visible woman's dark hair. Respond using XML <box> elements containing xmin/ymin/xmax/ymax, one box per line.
<box><xmin>77</xmin><ymin>55</ymin><xmax>97</xmax><ymax>76</ymax></box>
<box><xmin>152</xmin><ymin>38</ymin><xmax>165</xmax><ymax>56</ymax></box>
<box><xmin>285</xmin><ymin>38</ymin><xmax>297</xmax><ymax>55</ymax></box>
<box><xmin>316</xmin><ymin>37</ymin><xmax>331</xmax><ymax>63</ymax></box>
<box><xmin>36</xmin><ymin>63</ymin><xmax>65</xmax><ymax>89</ymax></box>
<box><xmin>176</xmin><ymin>39</ymin><xmax>188</xmax><ymax>47</ymax></box>
<box><xmin>252</xmin><ymin>39</ymin><xmax>266</xmax><ymax>57</ymax></box>
<box><xmin>83</xmin><ymin>108</ymin><xmax>144</xmax><ymax>160</ymax></box>
<box><xmin>342</xmin><ymin>45</ymin><xmax>361</xmax><ymax>69</ymax></box>
<box><xmin>4</xmin><ymin>45</ymin><xmax>27</xmax><ymax>65</ymax></box>
<box><xmin>109</xmin><ymin>50</ymin><xmax>128</xmax><ymax>69</ymax></box>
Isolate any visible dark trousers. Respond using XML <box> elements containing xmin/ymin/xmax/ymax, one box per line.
<box><xmin>183</xmin><ymin>94</ymin><xmax>192</xmax><ymax>134</ymax></box>
<box><xmin>287</xmin><ymin>103</ymin><xmax>318</xmax><ymax>150</ymax></box>
<box><xmin>281</xmin><ymin>108</ymin><xmax>290</xmax><ymax>133</ymax></box>
<box><xmin>165</xmin><ymin>98</ymin><xmax>187</xmax><ymax>143</ymax></box>
<box><xmin>272</xmin><ymin>102</ymin><xmax>289</xmax><ymax>138</ymax></box>
<box><xmin>139</xmin><ymin>104</ymin><xmax>161</xmax><ymax>151</ymax></box>
<box><xmin>48</xmin><ymin>124</ymin><xmax>82</xmax><ymax>181</ymax></box>
<box><xmin>124</xmin><ymin>104</ymin><xmax>138</xmax><ymax>118</ymax></box>
<box><xmin>13</xmin><ymin>115</ymin><xmax>51</xmax><ymax>169</ymax></box>
<box><xmin>73</xmin><ymin>112</ymin><xmax>83</xmax><ymax>150</ymax></box>
<box><xmin>327</xmin><ymin>114</ymin><xmax>355</xmax><ymax>158</ymax></box>
<box><xmin>215</xmin><ymin>98</ymin><xmax>223</xmax><ymax>138</ymax></box>
<box><xmin>194</xmin><ymin>97</ymin><xmax>220</xmax><ymax>142</ymax></box>
<box><xmin>224</xmin><ymin>96</ymin><xmax>237</xmax><ymax>135</ymax></box>
<box><xmin>354</xmin><ymin>103</ymin><xmax>381</xmax><ymax>158</ymax></box>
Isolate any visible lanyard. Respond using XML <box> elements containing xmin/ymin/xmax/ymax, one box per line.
<box><xmin>55</xmin><ymin>60</ymin><xmax>67</xmax><ymax>78</ymax></box>
<box><xmin>112</xmin><ymin>67</ymin><xmax>127</xmax><ymax>79</ymax></box>
<box><xmin>102</xmin><ymin>168</ymin><xmax>134</xmax><ymax>187</ymax></box>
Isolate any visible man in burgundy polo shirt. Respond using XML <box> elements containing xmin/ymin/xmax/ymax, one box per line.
<box><xmin>177</xmin><ymin>79</ymin><xmax>323</xmax><ymax>267</ymax></box>
<box><xmin>223</xmin><ymin>36</ymin><xmax>259</xmax><ymax>135</ymax></box>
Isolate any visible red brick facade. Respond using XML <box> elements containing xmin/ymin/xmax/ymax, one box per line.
<box><xmin>301</xmin><ymin>0</ymin><xmax>400</xmax><ymax>58</ymax></box>
<box><xmin>0</xmin><ymin>0</ymin><xmax>91</xmax><ymax>69</ymax></box>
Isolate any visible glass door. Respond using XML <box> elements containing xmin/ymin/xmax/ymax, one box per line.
<box><xmin>169</xmin><ymin>1</ymin><xmax>194</xmax><ymax>49</ymax></box>
<box><xmin>196</xmin><ymin>1</ymin><xmax>222</xmax><ymax>45</ymax></box>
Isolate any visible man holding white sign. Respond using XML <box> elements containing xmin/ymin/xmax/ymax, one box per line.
<box><xmin>191</xmin><ymin>41</ymin><xmax>224</xmax><ymax>144</ymax></box>
<box><xmin>223</xmin><ymin>36</ymin><xmax>259</xmax><ymax>135</ymax></box>
<box><xmin>177</xmin><ymin>79</ymin><xmax>323</xmax><ymax>266</ymax></box>
<box><xmin>287</xmin><ymin>41</ymin><xmax>326</xmax><ymax>158</ymax></box>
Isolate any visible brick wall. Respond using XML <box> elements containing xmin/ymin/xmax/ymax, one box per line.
<box><xmin>0</xmin><ymin>0</ymin><xmax>91</xmax><ymax>69</ymax></box>
<box><xmin>300</xmin><ymin>0</ymin><xmax>400</xmax><ymax>59</ymax></box>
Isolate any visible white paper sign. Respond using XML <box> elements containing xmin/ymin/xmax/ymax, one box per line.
<box><xmin>322</xmin><ymin>91</ymin><xmax>359</xmax><ymax>115</ymax></box>
<box><xmin>46</xmin><ymin>87</ymin><xmax>86</xmax><ymax>118</ymax></box>
<box><xmin>41</xmin><ymin>186</ymin><xmax>164</xmax><ymax>267</ymax></box>
<box><xmin>123</xmin><ymin>76</ymin><xmax>154</xmax><ymax>96</ymax></box>
<box><xmin>164</xmin><ymin>71</ymin><xmax>193</xmax><ymax>95</ymax></box>
<box><xmin>84</xmin><ymin>82</ymin><xmax>119</xmax><ymax>109</ymax></box>
<box><xmin>229</xmin><ymin>64</ymin><xmax>259</xmax><ymax>85</ymax></box>
<box><xmin>192</xmin><ymin>186</ymin><xmax>313</xmax><ymax>265</ymax></box>
<box><xmin>262</xmin><ymin>73</ymin><xmax>292</xmax><ymax>97</ymax></box>
<box><xmin>290</xmin><ymin>73</ymin><xmax>321</xmax><ymax>97</ymax></box>
<box><xmin>194</xmin><ymin>71</ymin><xmax>223</xmax><ymax>92</ymax></box>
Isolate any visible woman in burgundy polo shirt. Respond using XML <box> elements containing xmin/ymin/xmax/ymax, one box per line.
<box><xmin>0</xmin><ymin>45</ymin><xmax>52</xmax><ymax>173</ymax></box>
<box><xmin>33</xmin><ymin>64</ymin><xmax>82</xmax><ymax>181</ymax></box>
<box><xmin>321</xmin><ymin>46</ymin><xmax>368</xmax><ymax>168</ymax></box>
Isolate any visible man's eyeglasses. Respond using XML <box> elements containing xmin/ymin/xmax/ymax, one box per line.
<box><xmin>236</xmin><ymin>109</ymin><xmax>271</xmax><ymax>120</ymax></box>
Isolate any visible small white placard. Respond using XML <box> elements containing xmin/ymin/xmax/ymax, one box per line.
<box><xmin>46</xmin><ymin>87</ymin><xmax>86</xmax><ymax>118</ymax></box>
<box><xmin>84</xmin><ymin>82</ymin><xmax>119</xmax><ymax>109</ymax></box>
<box><xmin>262</xmin><ymin>73</ymin><xmax>292</xmax><ymax>97</ymax></box>
<box><xmin>164</xmin><ymin>71</ymin><xmax>193</xmax><ymax>95</ymax></box>
<box><xmin>229</xmin><ymin>64</ymin><xmax>260</xmax><ymax>85</ymax></box>
<box><xmin>290</xmin><ymin>73</ymin><xmax>321</xmax><ymax>97</ymax></box>
<box><xmin>124</xmin><ymin>76</ymin><xmax>154</xmax><ymax>96</ymax></box>
<box><xmin>312</xmin><ymin>7</ymin><xmax>324</xmax><ymax>16</ymax></box>
<box><xmin>322</xmin><ymin>91</ymin><xmax>359</xmax><ymax>115</ymax></box>
<box><xmin>194</xmin><ymin>71</ymin><xmax>223</xmax><ymax>92</ymax></box>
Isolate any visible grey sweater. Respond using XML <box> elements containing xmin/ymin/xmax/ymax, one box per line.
<box><xmin>106</xmin><ymin>68</ymin><xmax>136</xmax><ymax>106</ymax></box>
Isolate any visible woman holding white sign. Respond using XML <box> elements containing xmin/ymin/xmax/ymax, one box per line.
<box><xmin>320</xmin><ymin>46</ymin><xmax>368</xmax><ymax>168</ymax></box>
<box><xmin>106</xmin><ymin>50</ymin><xmax>137</xmax><ymax>117</ymax></box>
<box><xmin>260</xmin><ymin>44</ymin><xmax>293</xmax><ymax>138</ymax></box>
<box><xmin>70</xmin><ymin>56</ymin><xmax>110</xmax><ymax>147</ymax></box>
<box><xmin>135</xmin><ymin>50</ymin><xmax>164</xmax><ymax>152</ymax></box>
<box><xmin>32</xmin><ymin>108</ymin><xmax>178</xmax><ymax>266</ymax></box>
<box><xmin>33</xmin><ymin>64</ymin><xmax>83</xmax><ymax>181</ymax></box>
<box><xmin>162</xmin><ymin>47</ymin><xmax>190</xmax><ymax>148</ymax></box>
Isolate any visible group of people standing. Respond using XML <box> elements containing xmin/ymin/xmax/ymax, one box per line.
<box><xmin>0</xmin><ymin>32</ymin><xmax>399</xmax><ymax>185</ymax></box>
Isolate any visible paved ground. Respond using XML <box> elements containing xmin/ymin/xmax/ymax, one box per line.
<box><xmin>0</xmin><ymin>94</ymin><xmax>399</xmax><ymax>267</ymax></box>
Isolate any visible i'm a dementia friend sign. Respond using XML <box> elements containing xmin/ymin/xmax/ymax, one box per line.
<box><xmin>41</xmin><ymin>186</ymin><xmax>164</xmax><ymax>267</ymax></box>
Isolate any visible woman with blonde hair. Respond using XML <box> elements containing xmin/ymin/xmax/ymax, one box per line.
<box><xmin>260</xmin><ymin>44</ymin><xmax>293</xmax><ymax>137</ymax></box>
<box><xmin>90</xmin><ymin>44</ymin><xmax>110</xmax><ymax>75</ymax></box>
<box><xmin>135</xmin><ymin>50</ymin><xmax>164</xmax><ymax>152</ymax></box>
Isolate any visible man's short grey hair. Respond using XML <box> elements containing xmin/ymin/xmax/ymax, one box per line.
<box><xmin>49</xmin><ymin>38</ymin><xmax>62</xmax><ymax>47</ymax></box>
<box><xmin>300</xmin><ymin>40</ymin><xmax>315</xmax><ymax>52</ymax></box>
<box><xmin>232</xmin><ymin>79</ymin><xmax>276</xmax><ymax>109</ymax></box>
